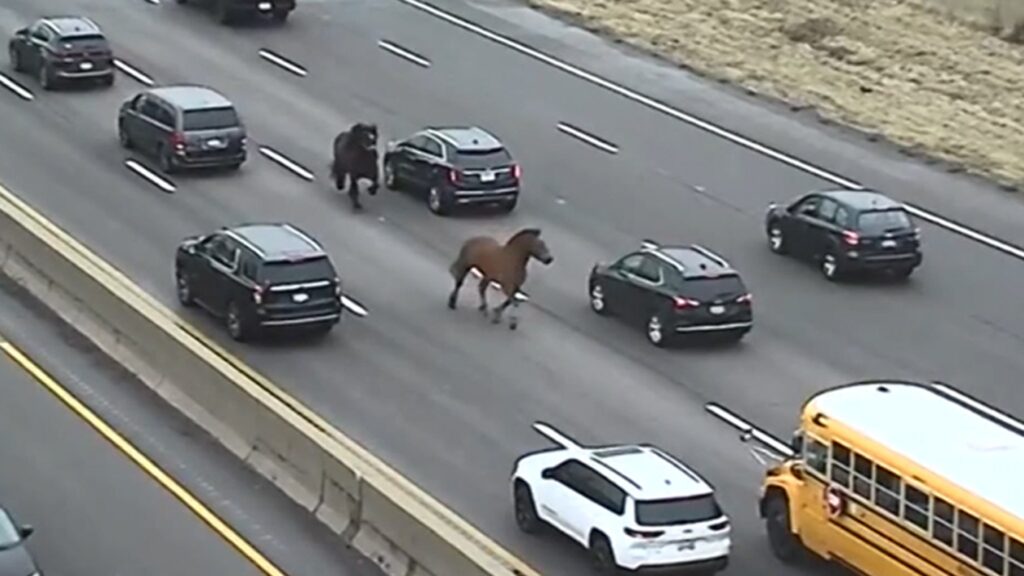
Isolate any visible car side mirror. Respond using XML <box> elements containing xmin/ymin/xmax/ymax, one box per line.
<box><xmin>15</xmin><ymin>28</ymin><xmax>27</xmax><ymax>36</ymax></box>
<box><xmin>799</xmin><ymin>204</ymin><xmax>817</xmax><ymax>215</ymax></box>
<box><xmin>18</xmin><ymin>525</ymin><xmax>34</xmax><ymax>540</ymax></box>
<box><xmin>541</xmin><ymin>468</ymin><xmax>555</xmax><ymax>480</ymax></box>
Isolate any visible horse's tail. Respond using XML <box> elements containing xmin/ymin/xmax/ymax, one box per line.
<box><xmin>449</xmin><ymin>245</ymin><xmax>471</xmax><ymax>281</ymax></box>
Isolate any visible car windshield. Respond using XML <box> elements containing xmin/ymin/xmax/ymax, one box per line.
<box><xmin>635</xmin><ymin>494</ymin><xmax>722</xmax><ymax>526</ymax></box>
<box><xmin>259</xmin><ymin>257</ymin><xmax>335</xmax><ymax>284</ymax></box>
<box><xmin>0</xmin><ymin>509</ymin><xmax>21</xmax><ymax>549</ymax></box>
<box><xmin>182</xmin><ymin>107</ymin><xmax>239</xmax><ymax>131</ymax></box>
<box><xmin>857</xmin><ymin>209</ymin><xmax>912</xmax><ymax>234</ymax></box>
<box><xmin>455</xmin><ymin>149</ymin><xmax>511</xmax><ymax>169</ymax></box>
<box><xmin>681</xmin><ymin>275</ymin><xmax>746</xmax><ymax>300</ymax></box>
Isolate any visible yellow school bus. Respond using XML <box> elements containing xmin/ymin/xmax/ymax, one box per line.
<box><xmin>731</xmin><ymin>380</ymin><xmax>1024</xmax><ymax>576</ymax></box>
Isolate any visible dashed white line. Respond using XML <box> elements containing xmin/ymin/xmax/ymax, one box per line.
<box><xmin>0</xmin><ymin>73</ymin><xmax>34</xmax><ymax>101</ymax></box>
<box><xmin>556</xmin><ymin>122</ymin><xmax>619</xmax><ymax>154</ymax></box>
<box><xmin>144</xmin><ymin>0</ymin><xmax>159</xmax><ymax>4</ymax></box>
<box><xmin>340</xmin><ymin>295</ymin><xmax>369</xmax><ymax>317</ymax></box>
<box><xmin>705</xmin><ymin>403</ymin><xmax>794</xmax><ymax>457</ymax></box>
<box><xmin>113</xmin><ymin>59</ymin><xmax>155</xmax><ymax>86</ymax></box>
<box><xmin>377</xmin><ymin>40</ymin><xmax>432</xmax><ymax>68</ymax></box>
<box><xmin>257</xmin><ymin>146</ymin><xmax>315</xmax><ymax>181</ymax></box>
<box><xmin>470</xmin><ymin>267</ymin><xmax>529</xmax><ymax>302</ymax></box>
<box><xmin>257</xmin><ymin>49</ymin><xmax>308</xmax><ymax>77</ymax></box>
<box><xmin>124</xmin><ymin>159</ymin><xmax>175</xmax><ymax>193</ymax></box>
<box><xmin>400</xmin><ymin>0</ymin><xmax>1024</xmax><ymax>261</ymax></box>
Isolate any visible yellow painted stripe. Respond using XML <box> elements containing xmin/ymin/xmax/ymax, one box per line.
<box><xmin>0</xmin><ymin>340</ymin><xmax>287</xmax><ymax>576</ymax></box>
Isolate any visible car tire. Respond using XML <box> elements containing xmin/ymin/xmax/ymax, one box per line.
<box><xmin>176</xmin><ymin>273</ymin><xmax>195</xmax><ymax>307</ymax></box>
<box><xmin>9</xmin><ymin>46</ymin><xmax>22</xmax><ymax>73</ymax></box>
<box><xmin>175</xmin><ymin>0</ymin><xmax>187</xmax><ymax>4</ymax></box>
<box><xmin>646</xmin><ymin>313</ymin><xmax>670</xmax><ymax>347</ymax></box>
<box><xmin>100</xmin><ymin>73</ymin><xmax>114</xmax><ymax>87</ymax></box>
<box><xmin>383</xmin><ymin>159</ymin><xmax>400</xmax><ymax>190</ymax></box>
<box><xmin>216</xmin><ymin>1</ymin><xmax>235</xmax><ymax>24</ymax></box>
<box><xmin>272</xmin><ymin>10</ymin><xmax>289</xmax><ymax>22</ymax></box>
<box><xmin>589</xmin><ymin>533</ymin><xmax>619</xmax><ymax>575</ymax></box>
<box><xmin>427</xmin><ymin>186</ymin><xmax>451</xmax><ymax>216</ymax></box>
<box><xmin>764</xmin><ymin>493</ymin><xmax>803</xmax><ymax>563</ymax></box>
<box><xmin>118</xmin><ymin>121</ymin><xmax>133</xmax><ymax>149</ymax></box>
<box><xmin>513</xmin><ymin>482</ymin><xmax>542</xmax><ymax>534</ymax></box>
<box><xmin>589</xmin><ymin>282</ymin><xmax>610</xmax><ymax>316</ymax></box>
<box><xmin>821</xmin><ymin>253</ymin><xmax>841</xmax><ymax>282</ymax></box>
<box><xmin>225</xmin><ymin>301</ymin><xmax>249</xmax><ymax>342</ymax></box>
<box><xmin>38</xmin><ymin>63</ymin><xmax>54</xmax><ymax>90</ymax></box>
<box><xmin>767</xmin><ymin>224</ymin><xmax>788</xmax><ymax>254</ymax></box>
<box><xmin>227</xmin><ymin>162</ymin><xmax>242</xmax><ymax>171</ymax></box>
<box><xmin>890</xmin><ymin>266</ymin><xmax>914</xmax><ymax>281</ymax></box>
<box><xmin>158</xmin><ymin>144</ymin><xmax>177</xmax><ymax>174</ymax></box>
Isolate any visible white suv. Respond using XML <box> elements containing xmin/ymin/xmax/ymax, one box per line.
<box><xmin>511</xmin><ymin>423</ymin><xmax>731</xmax><ymax>574</ymax></box>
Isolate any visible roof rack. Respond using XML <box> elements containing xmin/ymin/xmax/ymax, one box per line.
<box><xmin>689</xmin><ymin>244</ymin><xmax>730</xmax><ymax>268</ymax></box>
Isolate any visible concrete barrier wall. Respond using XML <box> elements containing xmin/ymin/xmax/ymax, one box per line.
<box><xmin>0</xmin><ymin>181</ymin><xmax>541</xmax><ymax>576</ymax></box>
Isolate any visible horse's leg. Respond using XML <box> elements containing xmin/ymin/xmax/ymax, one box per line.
<box><xmin>491</xmin><ymin>294</ymin><xmax>513</xmax><ymax>325</ymax></box>
<box><xmin>367</xmin><ymin>166</ymin><xmax>379</xmax><ymax>196</ymax></box>
<box><xmin>334</xmin><ymin>166</ymin><xmax>347</xmax><ymax>191</ymax></box>
<box><xmin>508</xmin><ymin>298</ymin><xmax>520</xmax><ymax>331</ymax></box>
<box><xmin>348</xmin><ymin>175</ymin><xmax>363</xmax><ymax>210</ymax></box>
<box><xmin>477</xmin><ymin>278</ymin><xmax>490</xmax><ymax>314</ymax></box>
<box><xmin>447</xmin><ymin>266</ymin><xmax>469</xmax><ymax>310</ymax></box>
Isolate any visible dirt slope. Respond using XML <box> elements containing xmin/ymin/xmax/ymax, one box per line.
<box><xmin>527</xmin><ymin>0</ymin><xmax>1024</xmax><ymax>189</ymax></box>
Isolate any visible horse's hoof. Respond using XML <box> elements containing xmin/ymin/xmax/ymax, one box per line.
<box><xmin>490</xmin><ymin>315</ymin><xmax>501</xmax><ymax>325</ymax></box>
<box><xmin>369</xmin><ymin>187</ymin><xmax>378</xmax><ymax>196</ymax></box>
<box><xmin>509</xmin><ymin>320</ymin><xmax>518</xmax><ymax>331</ymax></box>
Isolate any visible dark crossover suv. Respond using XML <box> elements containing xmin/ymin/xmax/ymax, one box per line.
<box><xmin>765</xmin><ymin>189</ymin><xmax>922</xmax><ymax>281</ymax></box>
<box><xmin>382</xmin><ymin>126</ymin><xmax>521</xmax><ymax>216</ymax></box>
<box><xmin>175</xmin><ymin>0</ymin><xmax>296</xmax><ymax>25</ymax></box>
<box><xmin>175</xmin><ymin>223</ymin><xmax>343</xmax><ymax>341</ymax></box>
<box><xmin>8</xmin><ymin>16</ymin><xmax>115</xmax><ymax>90</ymax></box>
<box><xmin>0</xmin><ymin>505</ymin><xmax>40</xmax><ymax>576</ymax></box>
<box><xmin>118</xmin><ymin>85</ymin><xmax>247</xmax><ymax>173</ymax></box>
<box><xmin>588</xmin><ymin>240</ymin><xmax>753</xmax><ymax>346</ymax></box>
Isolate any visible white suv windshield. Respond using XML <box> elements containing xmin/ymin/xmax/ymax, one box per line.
<box><xmin>635</xmin><ymin>494</ymin><xmax>721</xmax><ymax>526</ymax></box>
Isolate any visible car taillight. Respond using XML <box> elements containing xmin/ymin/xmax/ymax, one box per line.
<box><xmin>511</xmin><ymin>163</ymin><xmax>522</xmax><ymax>180</ymax></box>
<box><xmin>709</xmin><ymin>520</ymin><xmax>730</xmax><ymax>531</ymax></box>
<box><xmin>913</xmin><ymin>227</ymin><xmax>921</xmax><ymax>241</ymax></box>
<box><xmin>448</xmin><ymin>168</ymin><xmax>462</xmax><ymax>185</ymax></box>
<box><xmin>170</xmin><ymin>131</ymin><xmax>186</xmax><ymax>152</ymax></box>
<box><xmin>736</xmin><ymin>293</ymin><xmax>752</xmax><ymax>304</ymax></box>
<box><xmin>842</xmin><ymin>230</ymin><xmax>860</xmax><ymax>246</ymax></box>
<box><xmin>334</xmin><ymin>278</ymin><xmax>342</xmax><ymax>297</ymax></box>
<box><xmin>674</xmin><ymin>296</ymin><xmax>700</xmax><ymax>310</ymax></box>
<box><xmin>252</xmin><ymin>285</ymin><xmax>265</xmax><ymax>304</ymax></box>
<box><xmin>624</xmin><ymin>527</ymin><xmax>664</xmax><ymax>539</ymax></box>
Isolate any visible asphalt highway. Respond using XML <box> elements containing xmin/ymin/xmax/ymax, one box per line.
<box><xmin>1</xmin><ymin>0</ymin><xmax>1023</xmax><ymax>574</ymax></box>
<box><xmin>0</xmin><ymin>278</ymin><xmax>382</xmax><ymax>576</ymax></box>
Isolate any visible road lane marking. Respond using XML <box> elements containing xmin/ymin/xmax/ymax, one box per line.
<box><xmin>257</xmin><ymin>49</ymin><xmax>308</xmax><ymax>77</ymax></box>
<box><xmin>0</xmin><ymin>341</ymin><xmax>289</xmax><ymax>576</ymax></box>
<box><xmin>340</xmin><ymin>295</ymin><xmax>369</xmax><ymax>317</ymax></box>
<box><xmin>113</xmin><ymin>59</ymin><xmax>155</xmax><ymax>86</ymax></box>
<box><xmin>556</xmin><ymin>122</ymin><xmax>619</xmax><ymax>154</ymax></box>
<box><xmin>377</xmin><ymin>40</ymin><xmax>432</xmax><ymax>68</ymax></box>
<box><xmin>257</xmin><ymin>146</ymin><xmax>315</xmax><ymax>181</ymax></box>
<box><xmin>399</xmin><ymin>0</ymin><xmax>1024</xmax><ymax>262</ymax></box>
<box><xmin>124</xmin><ymin>159</ymin><xmax>176</xmax><ymax>193</ymax></box>
<box><xmin>144</xmin><ymin>0</ymin><xmax>159</xmax><ymax>4</ymax></box>
<box><xmin>470</xmin><ymin>267</ymin><xmax>529</xmax><ymax>302</ymax></box>
<box><xmin>0</xmin><ymin>73</ymin><xmax>34</xmax><ymax>101</ymax></box>
<box><xmin>705</xmin><ymin>403</ymin><xmax>794</xmax><ymax>458</ymax></box>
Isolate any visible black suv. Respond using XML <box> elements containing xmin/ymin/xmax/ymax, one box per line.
<box><xmin>382</xmin><ymin>126</ymin><xmax>521</xmax><ymax>216</ymax></box>
<box><xmin>588</xmin><ymin>240</ymin><xmax>753</xmax><ymax>346</ymax></box>
<box><xmin>8</xmin><ymin>16</ymin><xmax>115</xmax><ymax>90</ymax></box>
<box><xmin>175</xmin><ymin>0</ymin><xmax>296</xmax><ymax>25</ymax></box>
<box><xmin>175</xmin><ymin>223</ymin><xmax>343</xmax><ymax>341</ymax></box>
<box><xmin>765</xmin><ymin>189</ymin><xmax>922</xmax><ymax>281</ymax></box>
<box><xmin>118</xmin><ymin>85</ymin><xmax>247</xmax><ymax>173</ymax></box>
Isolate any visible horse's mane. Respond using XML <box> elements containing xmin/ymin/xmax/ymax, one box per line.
<box><xmin>507</xmin><ymin>227</ymin><xmax>541</xmax><ymax>245</ymax></box>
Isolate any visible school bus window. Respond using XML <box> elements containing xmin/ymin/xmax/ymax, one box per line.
<box><xmin>829</xmin><ymin>442</ymin><xmax>852</xmax><ymax>488</ymax></box>
<box><xmin>852</xmin><ymin>453</ymin><xmax>873</xmax><ymax>499</ymax></box>
<box><xmin>903</xmin><ymin>485</ymin><xmax>930</xmax><ymax>531</ymax></box>
<box><xmin>981</xmin><ymin>524</ymin><xmax>1006</xmax><ymax>574</ymax></box>
<box><xmin>1011</xmin><ymin>538</ymin><xmax>1024</xmax><ymax>576</ymax></box>
<box><xmin>932</xmin><ymin>496</ymin><xmax>955</xmax><ymax>547</ymax></box>
<box><xmin>803</xmin><ymin>438</ymin><xmax>828</xmax><ymax>475</ymax></box>
<box><xmin>956</xmin><ymin>509</ymin><xmax>981</xmax><ymax>561</ymax></box>
<box><xmin>873</xmin><ymin>465</ymin><xmax>901</xmax><ymax>516</ymax></box>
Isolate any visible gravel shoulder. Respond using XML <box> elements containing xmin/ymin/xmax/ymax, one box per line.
<box><xmin>525</xmin><ymin>0</ymin><xmax>1024</xmax><ymax>189</ymax></box>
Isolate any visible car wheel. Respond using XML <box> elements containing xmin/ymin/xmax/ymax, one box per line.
<box><xmin>158</xmin><ymin>145</ymin><xmax>177</xmax><ymax>174</ymax></box>
<box><xmin>118</xmin><ymin>121</ymin><xmax>133</xmax><ymax>149</ymax></box>
<box><xmin>225</xmin><ymin>301</ymin><xmax>248</xmax><ymax>341</ymax></box>
<box><xmin>764</xmin><ymin>493</ymin><xmax>803</xmax><ymax>563</ymax></box>
<box><xmin>383</xmin><ymin>160</ymin><xmax>399</xmax><ymax>190</ymax></box>
<box><xmin>589</xmin><ymin>283</ymin><xmax>610</xmax><ymax>315</ymax></box>
<box><xmin>216</xmin><ymin>1</ymin><xmax>235</xmax><ymax>24</ymax></box>
<box><xmin>272</xmin><ymin>10</ymin><xmax>289</xmax><ymax>22</ymax></box>
<box><xmin>513</xmin><ymin>482</ymin><xmax>542</xmax><ymax>534</ymax></box>
<box><xmin>891</xmin><ymin>266</ymin><xmax>914</xmax><ymax>280</ymax></box>
<box><xmin>427</xmin><ymin>186</ymin><xmax>450</xmax><ymax>216</ymax></box>
<box><xmin>38</xmin><ymin>63</ymin><xmax>54</xmax><ymax>90</ymax></box>
<box><xmin>175</xmin><ymin>0</ymin><xmax>187</xmax><ymax>4</ymax></box>
<box><xmin>500</xmin><ymin>196</ymin><xmax>518</xmax><ymax>214</ymax></box>
<box><xmin>8</xmin><ymin>46</ymin><xmax>22</xmax><ymax>73</ymax></box>
<box><xmin>176</xmin><ymin>273</ymin><xmax>195</xmax><ymax>307</ymax></box>
<box><xmin>768</xmin><ymin>225</ymin><xmax>788</xmax><ymax>254</ymax></box>
<box><xmin>821</xmin><ymin>253</ymin><xmax>841</xmax><ymax>281</ymax></box>
<box><xmin>589</xmin><ymin>533</ymin><xmax>619</xmax><ymax>575</ymax></box>
<box><xmin>101</xmin><ymin>73</ymin><xmax>114</xmax><ymax>87</ymax></box>
<box><xmin>646</xmin><ymin>313</ymin><xmax>669</xmax><ymax>347</ymax></box>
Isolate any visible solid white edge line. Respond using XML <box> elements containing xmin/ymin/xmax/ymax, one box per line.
<box><xmin>377</xmin><ymin>40</ymin><xmax>432</xmax><ymax>68</ymax></box>
<box><xmin>556</xmin><ymin>123</ymin><xmax>618</xmax><ymax>154</ymax></box>
<box><xmin>257</xmin><ymin>146</ymin><xmax>315</xmax><ymax>181</ymax></box>
<box><xmin>704</xmin><ymin>403</ymin><xmax>753</xmax><ymax>433</ymax></box>
<box><xmin>469</xmin><ymin>267</ymin><xmax>529</xmax><ymax>301</ymax></box>
<box><xmin>400</xmin><ymin>0</ymin><xmax>1024</xmax><ymax>262</ymax></box>
<box><xmin>0</xmin><ymin>73</ymin><xmax>34</xmax><ymax>101</ymax></box>
<box><xmin>113</xmin><ymin>59</ymin><xmax>154</xmax><ymax>86</ymax></box>
<box><xmin>124</xmin><ymin>159</ymin><xmax>175</xmax><ymax>193</ymax></box>
<box><xmin>257</xmin><ymin>49</ymin><xmax>308</xmax><ymax>77</ymax></box>
<box><xmin>340</xmin><ymin>295</ymin><xmax>369</xmax><ymax>317</ymax></box>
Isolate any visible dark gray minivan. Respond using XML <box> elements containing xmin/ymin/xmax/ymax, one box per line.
<box><xmin>117</xmin><ymin>85</ymin><xmax>247</xmax><ymax>173</ymax></box>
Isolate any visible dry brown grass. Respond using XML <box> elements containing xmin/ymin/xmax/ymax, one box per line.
<box><xmin>527</xmin><ymin>0</ymin><xmax>1024</xmax><ymax>188</ymax></box>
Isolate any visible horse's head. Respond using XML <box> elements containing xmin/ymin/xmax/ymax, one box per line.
<box><xmin>512</xmin><ymin>228</ymin><xmax>554</xmax><ymax>265</ymax></box>
<box><xmin>352</xmin><ymin>123</ymin><xmax>378</xmax><ymax>151</ymax></box>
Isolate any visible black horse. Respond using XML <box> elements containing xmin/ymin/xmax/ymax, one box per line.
<box><xmin>329</xmin><ymin>123</ymin><xmax>379</xmax><ymax>210</ymax></box>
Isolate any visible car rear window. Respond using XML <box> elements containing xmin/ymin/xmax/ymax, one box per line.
<box><xmin>857</xmin><ymin>209</ymin><xmax>913</xmax><ymax>234</ymax></box>
<box><xmin>635</xmin><ymin>494</ymin><xmax>722</xmax><ymax>526</ymax></box>
<box><xmin>259</xmin><ymin>257</ymin><xmax>335</xmax><ymax>284</ymax></box>
<box><xmin>682</xmin><ymin>275</ymin><xmax>746</xmax><ymax>300</ymax></box>
<box><xmin>455</xmin><ymin>148</ymin><xmax>511</xmax><ymax>169</ymax></box>
<box><xmin>182</xmin><ymin>107</ymin><xmax>239</xmax><ymax>131</ymax></box>
<box><xmin>59</xmin><ymin>34</ymin><xmax>107</xmax><ymax>50</ymax></box>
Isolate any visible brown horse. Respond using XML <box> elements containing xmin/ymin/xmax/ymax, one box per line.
<box><xmin>447</xmin><ymin>228</ymin><xmax>554</xmax><ymax>330</ymax></box>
